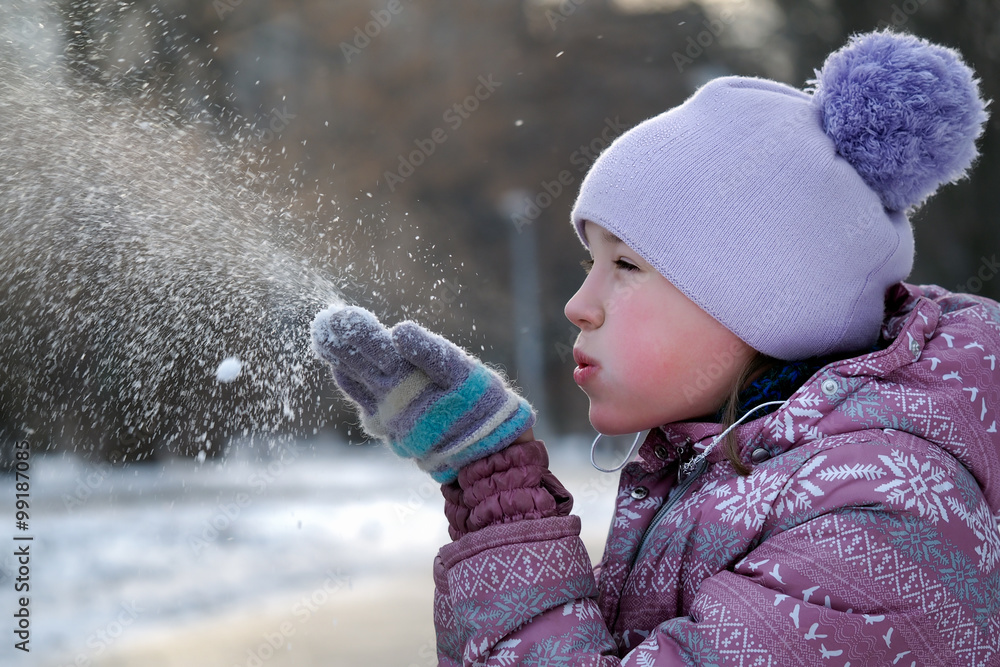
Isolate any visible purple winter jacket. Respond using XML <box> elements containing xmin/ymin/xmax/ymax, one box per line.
<box><xmin>432</xmin><ymin>282</ymin><xmax>1000</xmax><ymax>666</ymax></box>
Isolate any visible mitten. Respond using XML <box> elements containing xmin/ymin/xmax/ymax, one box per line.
<box><xmin>311</xmin><ymin>305</ymin><xmax>536</xmax><ymax>483</ymax></box>
<box><xmin>441</xmin><ymin>439</ymin><xmax>573</xmax><ymax>540</ymax></box>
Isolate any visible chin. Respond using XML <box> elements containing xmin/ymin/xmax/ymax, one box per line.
<box><xmin>588</xmin><ymin>408</ymin><xmax>656</xmax><ymax>436</ymax></box>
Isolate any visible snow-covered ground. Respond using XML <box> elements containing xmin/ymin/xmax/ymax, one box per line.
<box><xmin>0</xmin><ymin>436</ymin><xmax>620</xmax><ymax>666</ymax></box>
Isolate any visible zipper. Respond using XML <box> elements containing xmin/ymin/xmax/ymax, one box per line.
<box><xmin>629</xmin><ymin>399</ymin><xmax>785</xmax><ymax>561</ymax></box>
<box><xmin>635</xmin><ymin>456</ymin><xmax>707</xmax><ymax>560</ymax></box>
<box><xmin>608</xmin><ymin>456</ymin><xmax>708</xmax><ymax>635</ymax></box>
<box><xmin>612</xmin><ymin>399</ymin><xmax>787</xmax><ymax>630</ymax></box>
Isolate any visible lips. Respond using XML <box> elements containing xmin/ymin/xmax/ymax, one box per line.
<box><xmin>573</xmin><ymin>348</ymin><xmax>599</xmax><ymax>385</ymax></box>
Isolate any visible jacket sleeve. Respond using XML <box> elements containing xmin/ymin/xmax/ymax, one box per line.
<box><xmin>434</xmin><ymin>440</ymin><xmax>605</xmax><ymax>664</ymax></box>
<box><xmin>433</xmin><ymin>514</ymin><xmax>619</xmax><ymax>665</ymax></box>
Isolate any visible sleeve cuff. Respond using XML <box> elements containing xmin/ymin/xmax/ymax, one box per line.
<box><xmin>438</xmin><ymin>515</ymin><xmax>582</xmax><ymax>570</ymax></box>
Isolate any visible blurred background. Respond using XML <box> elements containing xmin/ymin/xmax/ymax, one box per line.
<box><xmin>1</xmin><ymin>0</ymin><xmax>999</xmax><ymax>664</ymax></box>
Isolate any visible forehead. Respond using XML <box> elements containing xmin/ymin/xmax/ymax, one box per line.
<box><xmin>584</xmin><ymin>220</ymin><xmax>623</xmax><ymax>247</ymax></box>
<box><xmin>600</xmin><ymin>229</ymin><xmax>622</xmax><ymax>245</ymax></box>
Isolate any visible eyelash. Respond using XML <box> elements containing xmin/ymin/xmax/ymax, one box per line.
<box><xmin>580</xmin><ymin>258</ymin><xmax>639</xmax><ymax>274</ymax></box>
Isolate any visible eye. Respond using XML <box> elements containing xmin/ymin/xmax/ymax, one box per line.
<box><xmin>580</xmin><ymin>258</ymin><xmax>594</xmax><ymax>274</ymax></box>
<box><xmin>615</xmin><ymin>258</ymin><xmax>639</xmax><ymax>272</ymax></box>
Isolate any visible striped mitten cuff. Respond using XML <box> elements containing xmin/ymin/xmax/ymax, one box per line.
<box><xmin>311</xmin><ymin>306</ymin><xmax>536</xmax><ymax>483</ymax></box>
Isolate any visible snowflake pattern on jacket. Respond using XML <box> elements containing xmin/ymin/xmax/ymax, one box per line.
<box><xmin>433</xmin><ymin>283</ymin><xmax>1000</xmax><ymax>666</ymax></box>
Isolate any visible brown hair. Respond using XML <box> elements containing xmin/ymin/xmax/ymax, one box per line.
<box><xmin>716</xmin><ymin>351</ymin><xmax>780</xmax><ymax>476</ymax></box>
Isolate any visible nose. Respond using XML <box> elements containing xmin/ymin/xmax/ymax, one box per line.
<box><xmin>564</xmin><ymin>277</ymin><xmax>604</xmax><ymax>330</ymax></box>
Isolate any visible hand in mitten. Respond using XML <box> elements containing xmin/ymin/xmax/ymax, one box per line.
<box><xmin>311</xmin><ymin>305</ymin><xmax>536</xmax><ymax>483</ymax></box>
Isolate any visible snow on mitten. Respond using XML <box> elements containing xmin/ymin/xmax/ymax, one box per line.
<box><xmin>310</xmin><ymin>305</ymin><xmax>536</xmax><ymax>483</ymax></box>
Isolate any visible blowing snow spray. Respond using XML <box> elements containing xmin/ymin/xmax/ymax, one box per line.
<box><xmin>0</xmin><ymin>0</ymin><xmax>349</xmax><ymax>461</ymax></box>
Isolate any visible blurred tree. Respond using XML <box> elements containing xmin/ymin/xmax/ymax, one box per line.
<box><xmin>5</xmin><ymin>0</ymin><xmax>996</xmax><ymax>454</ymax></box>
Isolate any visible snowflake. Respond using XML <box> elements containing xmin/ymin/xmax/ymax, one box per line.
<box><xmin>874</xmin><ymin>450</ymin><xmax>954</xmax><ymax>523</ymax></box>
<box><xmin>773</xmin><ymin>455</ymin><xmax>827</xmax><ymax>518</ymax></box>
<box><xmin>714</xmin><ymin>469</ymin><xmax>787</xmax><ymax>531</ymax></box>
<box><xmin>938</xmin><ymin>549</ymin><xmax>983</xmax><ymax>604</ymax></box>
<box><xmin>692</xmin><ymin>523</ymin><xmax>743</xmax><ymax>563</ymax></box>
<box><xmin>887</xmin><ymin>515</ymin><xmax>944</xmax><ymax>565</ymax></box>
<box><xmin>837</xmin><ymin>384</ymin><xmax>889</xmax><ymax>425</ymax></box>
<box><xmin>946</xmin><ymin>497</ymin><xmax>1000</xmax><ymax>571</ymax></box>
<box><xmin>521</xmin><ymin>636</ymin><xmax>567</xmax><ymax>664</ymax></box>
<box><xmin>570</xmin><ymin>620</ymin><xmax>616</xmax><ymax>654</ymax></box>
<box><xmin>663</xmin><ymin>480</ymin><xmax>723</xmax><ymax>530</ymax></box>
<box><xmin>494</xmin><ymin>586</ymin><xmax>547</xmax><ymax>626</ymax></box>
<box><xmin>607</xmin><ymin>528</ymin><xmax>642</xmax><ymax>558</ymax></box>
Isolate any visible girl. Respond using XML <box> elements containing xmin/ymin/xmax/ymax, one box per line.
<box><xmin>311</xmin><ymin>29</ymin><xmax>1000</xmax><ymax>665</ymax></box>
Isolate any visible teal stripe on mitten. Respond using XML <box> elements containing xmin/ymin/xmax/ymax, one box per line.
<box><xmin>395</xmin><ymin>364</ymin><xmax>493</xmax><ymax>458</ymax></box>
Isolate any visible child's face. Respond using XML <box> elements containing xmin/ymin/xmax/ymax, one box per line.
<box><xmin>565</xmin><ymin>220</ymin><xmax>756</xmax><ymax>435</ymax></box>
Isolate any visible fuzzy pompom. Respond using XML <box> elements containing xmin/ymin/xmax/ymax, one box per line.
<box><xmin>809</xmin><ymin>28</ymin><xmax>990</xmax><ymax>212</ymax></box>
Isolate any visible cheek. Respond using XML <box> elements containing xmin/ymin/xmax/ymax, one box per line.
<box><xmin>612</xmin><ymin>304</ymin><xmax>684</xmax><ymax>378</ymax></box>
<box><xmin>611</xmin><ymin>293</ymin><xmax>737</xmax><ymax>390</ymax></box>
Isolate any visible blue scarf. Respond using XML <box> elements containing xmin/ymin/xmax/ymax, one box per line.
<box><xmin>712</xmin><ymin>335</ymin><xmax>891</xmax><ymax>423</ymax></box>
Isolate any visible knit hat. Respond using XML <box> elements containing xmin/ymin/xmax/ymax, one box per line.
<box><xmin>570</xmin><ymin>29</ymin><xmax>989</xmax><ymax>361</ymax></box>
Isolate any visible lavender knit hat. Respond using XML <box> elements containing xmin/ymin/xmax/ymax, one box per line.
<box><xmin>571</xmin><ymin>29</ymin><xmax>990</xmax><ymax>361</ymax></box>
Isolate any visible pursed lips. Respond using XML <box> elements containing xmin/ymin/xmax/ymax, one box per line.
<box><xmin>572</xmin><ymin>348</ymin><xmax>599</xmax><ymax>385</ymax></box>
